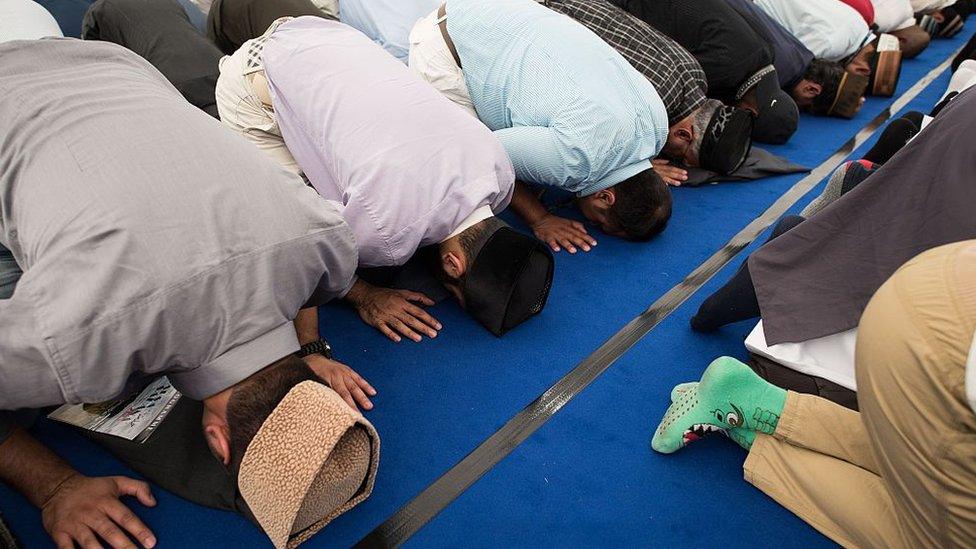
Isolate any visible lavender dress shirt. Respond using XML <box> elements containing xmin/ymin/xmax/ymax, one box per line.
<box><xmin>264</xmin><ymin>17</ymin><xmax>515</xmax><ymax>267</ymax></box>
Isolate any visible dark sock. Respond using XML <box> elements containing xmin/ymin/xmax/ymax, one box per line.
<box><xmin>956</xmin><ymin>0</ymin><xmax>975</xmax><ymax>19</ymax></box>
<box><xmin>690</xmin><ymin>215</ymin><xmax>805</xmax><ymax>332</ymax></box>
<box><xmin>952</xmin><ymin>32</ymin><xmax>976</xmax><ymax>72</ymax></box>
<box><xmin>862</xmin><ymin>117</ymin><xmax>920</xmax><ymax>164</ymax></box>
<box><xmin>899</xmin><ymin>110</ymin><xmax>925</xmax><ymax>129</ymax></box>
<box><xmin>931</xmin><ymin>90</ymin><xmax>959</xmax><ymax>117</ymax></box>
<box><xmin>840</xmin><ymin>159</ymin><xmax>878</xmax><ymax>195</ymax></box>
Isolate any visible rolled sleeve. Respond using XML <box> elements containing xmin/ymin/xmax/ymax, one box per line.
<box><xmin>169</xmin><ymin>322</ymin><xmax>300</xmax><ymax>400</ymax></box>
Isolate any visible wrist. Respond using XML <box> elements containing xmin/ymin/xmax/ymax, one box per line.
<box><xmin>344</xmin><ymin>279</ymin><xmax>369</xmax><ymax>307</ymax></box>
<box><xmin>39</xmin><ymin>470</ymin><xmax>80</xmax><ymax>510</ymax></box>
<box><xmin>529</xmin><ymin>212</ymin><xmax>552</xmax><ymax>228</ymax></box>
<box><xmin>296</xmin><ymin>339</ymin><xmax>333</xmax><ymax>360</ymax></box>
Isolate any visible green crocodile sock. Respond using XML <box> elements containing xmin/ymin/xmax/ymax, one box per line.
<box><xmin>652</xmin><ymin>356</ymin><xmax>786</xmax><ymax>454</ymax></box>
<box><xmin>669</xmin><ymin>382</ymin><xmax>756</xmax><ymax>450</ymax></box>
<box><xmin>670</xmin><ymin>382</ymin><xmax>697</xmax><ymax>402</ymax></box>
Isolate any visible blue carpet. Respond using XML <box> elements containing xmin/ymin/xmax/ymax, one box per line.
<box><xmin>1</xmin><ymin>5</ymin><xmax>969</xmax><ymax>547</ymax></box>
<box><xmin>408</xmin><ymin>62</ymin><xmax>958</xmax><ymax>547</ymax></box>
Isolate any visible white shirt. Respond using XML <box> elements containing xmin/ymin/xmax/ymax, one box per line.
<box><xmin>746</xmin><ymin>321</ymin><xmax>858</xmax><ymax>390</ymax></box>
<box><xmin>0</xmin><ymin>0</ymin><xmax>62</xmax><ymax>42</ymax></box>
<box><xmin>911</xmin><ymin>0</ymin><xmax>955</xmax><ymax>13</ymax></box>
<box><xmin>871</xmin><ymin>0</ymin><xmax>916</xmax><ymax>32</ymax></box>
<box><xmin>754</xmin><ymin>0</ymin><xmax>874</xmax><ymax>62</ymax></box>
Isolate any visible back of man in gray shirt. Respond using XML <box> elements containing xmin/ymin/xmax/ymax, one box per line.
<box><xmin>0</xmin><ymin>38</ymin><xmax>368</xmax><ymax>549</ymax></box>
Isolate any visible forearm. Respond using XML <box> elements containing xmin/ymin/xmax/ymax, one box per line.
<box><xmin>0</xmin><ymin>427</ymin><xmax>78</xmax><ymax>508</ymax></box>
<box><xmin>509</xmin><ymin>181</ymin><xmax>550</xmax><ymax>227</ymax></box>
<box><xmin>342</xmin><ymin>278</ymin><xmax>374</xmax><ymax>308</ymax></box>
<box><xmin>294</xmin><ymin>307</ymin><xmax>321</xmax><ymax>345</ymax></box>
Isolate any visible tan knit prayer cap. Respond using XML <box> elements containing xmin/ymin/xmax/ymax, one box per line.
<box><xmin>238</xmin><ymin>381</ymin><xmax>380</xmax><ymax>548</ymax></box>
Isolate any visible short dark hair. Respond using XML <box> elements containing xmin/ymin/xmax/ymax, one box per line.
<box><xmin>428</xmin><ymin>216</ymin><xmax>505</xmax><ymax>287</ymax></box>
<box><xmin>608</xmin><ymin>168</ymin><xmax>672</xmax><ymax>241</ymax></box>
<box><xmin>225</xmin><ymin>354</ymin><xmax>319</xmax><ymax>473</ymax></box>
<box><xmin>804</xmin><ymin>58</ymin><xmax>846</xmax><ymax>115</ymax></box>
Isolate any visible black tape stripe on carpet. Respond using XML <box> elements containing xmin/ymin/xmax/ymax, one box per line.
<box><xmin>355</xmin><ymin>51</ymin><xmax>959</xmax><ymax>549</ymax></box>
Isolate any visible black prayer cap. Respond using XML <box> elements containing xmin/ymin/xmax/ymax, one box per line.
<box><xmin>699</xmin><ymin>105</ymin><xmax>754</xmax><ymax>175</ymax></box>
<box><xmin>462</xmin><ymin>227</ymin><xmax>554</xmax><ymax>336</ymax></box>
<box><xmin>751</xmin><ymin>71</ymin><xmax>799</xmax><ymax>145</ymax></box>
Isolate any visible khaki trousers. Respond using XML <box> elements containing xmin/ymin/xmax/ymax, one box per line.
<box><xmin>214</xmin><ymin>32</ymin><xmax>302</xmax><ymax>177</ymax></box>
<box><xmin>407</xmin><ymin>8</ymin><xmax>478</xmax><ymax>119</ymax></box>
<box><xmin>743</xmin><ymin>240</ymin><xmax>976</xmax><ymax>548</ymax></box>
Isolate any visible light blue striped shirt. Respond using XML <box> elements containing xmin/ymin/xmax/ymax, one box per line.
<box><xmin>339</xmin><ymin>0</ymin><xmax>439</xmax><ymax>62</ymax></box>
<box><xmin>447</xmin><ymin>0</ymin><xmax>668</xmax><ymax>196</ymax></box>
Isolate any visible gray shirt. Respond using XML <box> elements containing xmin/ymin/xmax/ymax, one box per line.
<box><xmin>0</xmin><ymin>38</ymin><xmax>357</xmax><ymax>414</ymax></box>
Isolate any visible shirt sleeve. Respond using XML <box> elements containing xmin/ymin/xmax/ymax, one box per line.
<box><xmin>303</xmin><ymin>218</ymin><xmax>360</xmax><ymax>307</ymax></box>
<box><xmin>0</xmin><ymin>292</ymin><xmax>65</xmax><ymax>411</ymax></box>
<box><xmin>493</xmin><ymin>125</ymin><xmax>586</xmax><ymax>190</ymax></box>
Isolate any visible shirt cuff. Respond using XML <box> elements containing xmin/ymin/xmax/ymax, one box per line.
<box><xmin>576</xmin><ymin>160</ymin><xmax>652</xmax><ymax>197</ymax></box>
<box><xmin>169</xmin><ymin>322</ymin><xmax>300</xmax><ymax>400</ymax></box>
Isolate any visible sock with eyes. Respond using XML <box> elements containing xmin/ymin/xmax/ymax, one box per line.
<box><xmin>669</xmin><ymin>382</ymin><xmax>757</xmax><ymax>451</ymax></box>
<box><xmin>652</xmin><ymin>356</ymin><xmax>785</xmax><ymax>454</ymax></box>
<box><xmin>689</xmin><ymin>215</ymin><xmax>805</xmax><ymax>332</ymax></box>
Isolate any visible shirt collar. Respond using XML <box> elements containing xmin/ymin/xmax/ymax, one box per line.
<box><xmin>446</xmin><ymin>204</ymin><xmax>495</xmax><ymax>240</ymax></box>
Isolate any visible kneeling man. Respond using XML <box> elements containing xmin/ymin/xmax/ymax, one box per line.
<box><xmin>542</xmin><ymin>0</ymin><xmax>755</xmax><ymax>184</ymax></box>
<box><xmin>0</xmin><ymin>38</ymin><xmax>377</xmax><ymax>549</ymax></box>
<box><xmin>409</xmin><ymin>0</ymin><xmax>673</xmax><ymax>253</ymax></box>
<box><xmin>220</xmin><ymin>17</ymin><xmax>554</xmax><ymax>340</ymax></box>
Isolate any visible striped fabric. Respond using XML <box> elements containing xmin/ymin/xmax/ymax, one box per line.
<box><xmin>544</xmin><ymin>0</ymin><xmax>706</xmax><ymax>122</ymax></box>
<box><xmin>244</xmin><ymin>16</ymin><xmax>290</xmax><ymax>74</ymax></box>
<box><xmin>447</xmin><ymin>0</ymin><xmax>668</xmax><ymax>196</ymax></box>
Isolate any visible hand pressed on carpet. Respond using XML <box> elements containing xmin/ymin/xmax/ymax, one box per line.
<box><xmin>42</xmin><ymin>474</ymin><xmax>156</xmax><ymax>549</ymax></box>
<box><xmin>652</xmin><ymin>158</ymin><xmax>688</xmax><ymax>186</ymax></box>
<box><xmin>304</xmin><ymin>354</ymin><xmax>376</xmax><ymax>412</ymax></box>
<box><xmin>531</xmin><ymin>213</ymin><xmax>596</xmax><ymax>253</ymax></box>
<box><xmin>347</xmin><ymin>280</ymin><xmax>441</xmax><ymax>343</ymax></box>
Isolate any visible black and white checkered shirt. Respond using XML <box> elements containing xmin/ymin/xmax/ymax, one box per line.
<box><xmin>243</xmin><ymin>17</ymin><xmax>291</xmax><ymax>75</ymax></box>
<box><xmin>544</xmin><ymin>0</ymin><xmax>707</xmax><ymax>122</ymax></box>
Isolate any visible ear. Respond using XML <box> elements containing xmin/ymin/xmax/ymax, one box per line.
<box><xmin>204</xmin><ymin>423</ymin><xmax>231</xmax><ymax>466</ymax></box>
<box><xmin>596</xmin><ymin>188</ymin><xmax>616</xmax><ymax>207</ymax></box>
<box><xmin>803</xmin><ymin>81</ymin><xmax>822</xmax><ymax>99</ymax></box>
<box><xmin>441</xmin><ymin>249</ymin><xmax>466</xmax><ymax>279</ymax></box>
